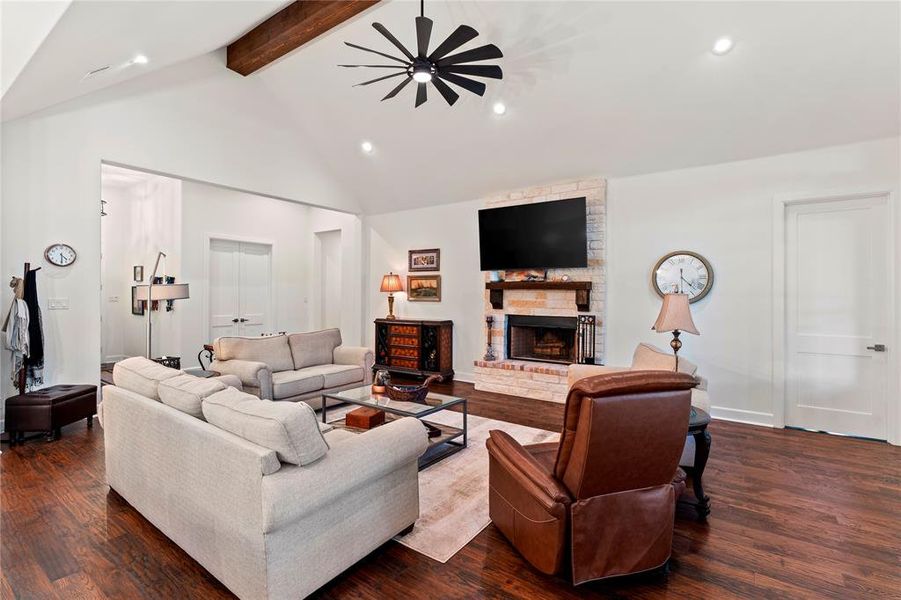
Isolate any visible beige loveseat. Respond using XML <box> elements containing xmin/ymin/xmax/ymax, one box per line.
<box><xmin>568</xmin><ymin>343</ymin><xmax>709</xmax><ymax>465</ymax></box>
<box><xmin>210</xmin><ymin>329</ymin><xmax>373</xmax><ymax>408</ymax></box>
<box><xmin>102</xmin><ymin>357</ymin><xmax>427</xmax><ymax>600</ymax></box>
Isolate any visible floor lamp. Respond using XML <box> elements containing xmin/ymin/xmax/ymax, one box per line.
<box><xmin>135</xmin><ymin>251</ymin><xmax>190</xmax><ymax>359</ymax></box>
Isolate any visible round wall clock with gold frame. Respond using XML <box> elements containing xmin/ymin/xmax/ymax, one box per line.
<box><xmin>652</xmin><ymin>250</ymin><xmax>713</xmax><ymax>303</ymax></box>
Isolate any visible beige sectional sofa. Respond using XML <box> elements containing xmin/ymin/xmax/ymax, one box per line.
<box><xmin>210</xmin><ymin>329</ymin><xmax>373</xmax><ymax>408</ymax></box>
<box><xmin>101</xmin><ymin>357</ymin><xmax>427</xmax><ymax>600</ymax></box>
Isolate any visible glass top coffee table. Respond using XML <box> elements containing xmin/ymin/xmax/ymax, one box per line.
<box><xmin>321</xmin><ymin>385</ymin><xmax>468</xmax><ymax>470</ymax></box>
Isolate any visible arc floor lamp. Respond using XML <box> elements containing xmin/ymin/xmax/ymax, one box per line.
<box><xmin>135</xmin><ymin>251</ymin><xmax>190</xmax><ymax>359</ymax></box>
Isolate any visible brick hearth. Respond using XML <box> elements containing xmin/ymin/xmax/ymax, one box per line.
<box><xmin>473</xmin><ymin>360</ymin><xmax>569</xmax><ymax>403</ymax></box>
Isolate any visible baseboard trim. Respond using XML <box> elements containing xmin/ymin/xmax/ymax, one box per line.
<box><xmin>710</xmin><ymin>406</ymin><xmax>775</xmax><ymax>428</ymax></box>
<box><xmin>453</xmin><ymin>371</ymin><xmax>475</xmax><ymax>384</ymax></box>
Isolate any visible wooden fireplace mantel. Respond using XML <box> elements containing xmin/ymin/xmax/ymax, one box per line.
<box><xmin>485</xmin><ymin>281</ymin><xmax>592</xmax><ymax>312</ymax></box>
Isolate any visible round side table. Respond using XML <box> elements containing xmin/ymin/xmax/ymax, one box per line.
<box><xmin>683</xmin><ymin>406</ymin><xmax>712</xmax><ymax>519</ymax></box>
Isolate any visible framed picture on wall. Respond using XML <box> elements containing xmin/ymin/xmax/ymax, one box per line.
<box><xmin>131</xmin><ymin>286</ymin><xmax>144</xmax><ymax>315</ymax></box>
<box><xmin>407</xmin><ymin>275</ymin><xmax>441</xmax><ymax>302</ymax></box>
<box><xmin>408</xmin><ymin>248</ymin><xmax>440</xmax><ymax>272</ymax></box>
<box><xmin>133</xmin><ymin>265</ymin><xmax>143</xmax><ymax>282</ymax></box>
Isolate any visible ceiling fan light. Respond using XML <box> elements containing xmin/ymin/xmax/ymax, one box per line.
<box><xmin>412</xmin><ymin>69</ymin><xmax>432</xmax><ymax>83</ymax></box>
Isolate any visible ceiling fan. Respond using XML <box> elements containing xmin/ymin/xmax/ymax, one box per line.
<box><xmin>340</xmin><ymin>0</ymin><xmax>503</xmax><ymax>107</ymax></box>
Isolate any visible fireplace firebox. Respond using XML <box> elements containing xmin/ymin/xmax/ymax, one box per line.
<box><xmin>506</xmin><ymin>314</ymin><xmax>597</xmax><ymax>365</ymax></box>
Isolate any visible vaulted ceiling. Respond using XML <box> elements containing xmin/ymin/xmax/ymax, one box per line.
<box><xmin>4</xmin><ymin>1</ymin><xmax>899</xmax><ymax>214</ymax></box>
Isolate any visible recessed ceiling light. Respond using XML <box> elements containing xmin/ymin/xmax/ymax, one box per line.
<box><xmin>360</xmin><ymin>141</ymin><xmax>374</xmax><ymax>154</ymax></box>
<box><xmin>131</xmin><ymin>54</ymin><xmax>149</xmax><ymax>65</ymax></box>
<box><xmin>711</xmin><ymin>38</ymin><xmax>734</xmax><ymax>56</ymax></box>
<box><xmin>492</xmin><ymin>102</ymin><xmax>507</xmax><ymax>115</ymax></box>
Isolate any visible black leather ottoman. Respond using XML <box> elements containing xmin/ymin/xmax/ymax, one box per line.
<box><xmin>5</xmin><ymin>384</ymin><xmax>97</xmax><ymax>444</ymax></box>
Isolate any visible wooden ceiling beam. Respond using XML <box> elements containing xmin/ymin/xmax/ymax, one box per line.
<box><xmin>227</xmin><ymin>0</ymin><xmax>380</xmax><ymax>76</ymax></box>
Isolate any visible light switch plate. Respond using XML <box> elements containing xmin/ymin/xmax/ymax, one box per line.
<box><xmin>48</xmin><ymin>298</ymin><xmax>69</xmax><ymax>310</ymax></box>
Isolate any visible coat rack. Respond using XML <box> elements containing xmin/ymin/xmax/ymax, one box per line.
<box><xmin>15</xmin><ymin>262</ymin><xmax>40</xmax><ymax>396</ymax></box>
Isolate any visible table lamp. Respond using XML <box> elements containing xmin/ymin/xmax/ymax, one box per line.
<box><xmin>380</xmin><ymin>272</ymin><xmax>404</xmax><ymax>320</ymax></box>
<box><xmin>652</xmin><ymin>293</ymin><xmax>699</xmax><ymax>372</ymax></box>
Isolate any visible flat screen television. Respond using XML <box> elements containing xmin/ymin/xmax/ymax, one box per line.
<box><xmin>478</xmin><ymin>197</ymin><xmax>588</xmax><ymax>270</ymax></box>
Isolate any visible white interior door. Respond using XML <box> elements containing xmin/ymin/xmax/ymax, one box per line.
<box><xmin>209</xmin><ymin>239</ymin><xmax>272</xmax><ymax>339</ymax></box>
<box><xmin>238</xmin><ymin>242</ymin><xmax>271</xmax><ymax>337</ymax></box>
<box><xmin>785</xmin><ymin>195</ymin><xmax>891</xmax><ymax>440</ymax></box>
<box><xmin>209</xmin><ymin>239</ymin><xmax>240</xmax><ymax>339</ymax></box>
<box><xmin>316</xmin><ymin>230</ymin><xmax>342</xmax><ymax>330</ymax></box>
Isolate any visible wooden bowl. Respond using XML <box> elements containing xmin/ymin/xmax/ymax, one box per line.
<box><xmin>385</xmin><ymin>375</ymin><xmax>442</xmax><ymax>403</ymax></box>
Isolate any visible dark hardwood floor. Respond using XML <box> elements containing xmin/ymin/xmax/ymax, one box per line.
<box><xmin>2</xmin><ymin>380</ymin><xmax>900</xmax><ymax>599</ymax></box>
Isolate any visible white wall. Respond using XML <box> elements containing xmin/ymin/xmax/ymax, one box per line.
<box><xmin>181</xmin><ymin>181</ymin><xmax>312</xmax><ymax>368</ymax></box>
<box><xmin>0</xmin><ymin>52</ymin><xmax>357</xmax><ymax>410</ymax></box>
<box><xmin>366</xmin><ymin>199</ymin><xmax>485</xmax><ymax>381</ymax></box>
<box><xmin>606</xmin><ymin>137</ymin><xmax>901</xmax><ymax>440</ymax></box>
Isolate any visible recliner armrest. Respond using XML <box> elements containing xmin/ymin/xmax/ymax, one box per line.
<box><xmin>487</xmin><ymin>430</ymin><xmax>571</xmax><ymax>510</ymax></box>
<box><xmin>210</xmin><ymin>359</ymin><xmax>273</xmax><ymax>399</ymax></box>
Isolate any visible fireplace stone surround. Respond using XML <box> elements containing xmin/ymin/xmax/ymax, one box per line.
<box><xmin>473</xmin><ymin>176</ymin><xmax>606</xmax><ymax>404</ymax></box>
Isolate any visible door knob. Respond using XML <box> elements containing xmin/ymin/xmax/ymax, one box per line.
<box><xmin>239</xmin><ymin>318</ymin><xmax>248</xmax><ymax>323</ymax></box>
<box><xmin>867</xmin><ymin>344</ymin><xmax>886</xmax><ymax>352</ymax></box>
<box><xmin>231</xmin><ymin>318</ymin><xmax>239</xmax><ymax>323</ymax></box>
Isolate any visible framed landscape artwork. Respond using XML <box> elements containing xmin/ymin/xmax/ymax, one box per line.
<box><xmin>408</xmin><ymin>248</ymin><xmax>440</xmax><ymax>272</ymax></box>
<box><xmin>131</xmin><ymin>286</ymin><xmax>144</xmax><ymax>315</ymax></box>
<box><xmin>407</xmin><ymin>275</ymin><xmax>441</xmax><ymax>302</ymax></box>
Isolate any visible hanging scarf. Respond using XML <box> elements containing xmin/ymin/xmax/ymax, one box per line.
<box><xmin>3</xmin><ymin>277</ymin><xmax>30</xmax><ymax>387</ymax></box>
<box><xmin>23</xmin><ymin>269</ymin><xmax>44</xmax><ymax>390</ymax></box>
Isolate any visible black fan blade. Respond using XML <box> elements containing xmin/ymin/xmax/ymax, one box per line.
<box><xmin>373</xmin><ymin>22</ymin><xmax>415</xmax><ymax>61</ymax></box>
<box><xmin>437</xmin><ymin>72</ymin><xmax>486</xmax><ymax>96</ymax></box>
<box><xmin>415</xmin><ymin>17</ymin><xmax>433</xmax><ymax>57</ymax></box>
<box><xmin>382</xmin><ymin>76</ymin><xmax>413</xmax><ymax>101</ymax></box>
<box><xmin>355</xmin><ymin>71</ymin><xmax>408</xmax><ymax>87</ymax></box>
<box><xmin>431</xmin><ymin>76</ymin><xmax>459</xmax><ymax>106</ymax></box>
<box><xmin>415</xmin><ymin>82</ymin><xmax>427</xmax><ymax>107</ymax></box>
<box><xmin>437</xmin><ymin>44</ymin><xmax>503</xmax><ymax>67</ymax></box>
<box><xmin>441</xmin><ymin>64</ymin><xmax>503</xmax><ymax>79</ymax></box>
<box><xmin>339</xmin><ymin>64</ymin><xmax>408</xmax><ymax>69</ymax></box>
<box><xmin>344</xmin><ymin>42</ymin><xmax>409</xmax><ymax>65</ymax></box>
<box><xmin>428</xmin><ymin>25</ymin><xmax>479</xmax><ymax>62</ymax></box>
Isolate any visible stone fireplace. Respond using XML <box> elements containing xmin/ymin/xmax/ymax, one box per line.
<box><xmin>472</xmin><ymin>176</ymin><xmax>606</xmax><ymax>404</ymax></box>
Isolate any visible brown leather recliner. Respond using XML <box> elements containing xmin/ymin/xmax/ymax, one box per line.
<box><xmin>487</xmin><ymin>370</ymin><xmax>696</xmax><ymax>584</ymax></box>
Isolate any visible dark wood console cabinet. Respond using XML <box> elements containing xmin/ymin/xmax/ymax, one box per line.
<box><xmin>374</xmin><ymin>319</ymin><xmax>454</xmax><ymax>380</ymax></box>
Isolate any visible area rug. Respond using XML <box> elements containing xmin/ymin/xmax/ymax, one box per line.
<box><xmin>323</xmin><ymin>405</ymin><xmax>558</xmax><ymax>563</ymax></box>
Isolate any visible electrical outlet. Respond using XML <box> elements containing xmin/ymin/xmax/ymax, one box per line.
<box><xmin>48</xmin><ymin>298</ymin><xmax>70</xmax><ymax>310</ymax></box>
<box><xmin>109</xmin><ymin>296</ymin><xmax>120</xmax><ymax>303</ymax></box>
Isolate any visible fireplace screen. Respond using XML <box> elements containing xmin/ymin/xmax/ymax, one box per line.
<box><xmin>506</xmin><ymin>315</ymin><xmax>578</xmax><ymax>364</ymax></box>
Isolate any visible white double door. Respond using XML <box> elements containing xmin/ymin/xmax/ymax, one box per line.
<box><xmin>785</xmin><ymin>194</ymin><xmax>891</xmax><ymax>440</ymax></box>
<box><xmin>209</xmin><ymin>239</ymin><xmax>272</xmax><ymax>339</ymax></box>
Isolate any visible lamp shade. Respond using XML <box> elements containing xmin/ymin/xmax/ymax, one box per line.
<box><xmin>135</xmin><ymin>283</ymin><xmax>190</xmax><ymax>301</ymax></box>
<box><xmin>380</xmin><ymin>272</ymin><xmax>404</xmax><ymax>293</ymax></box>
<box><xmin>652</xmin><ymin>293</ymin><xmax>699</xmax><ymax>335</ymax></box>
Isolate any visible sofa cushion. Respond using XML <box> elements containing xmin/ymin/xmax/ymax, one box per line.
<box><xmin>288</xmin><ymin>329</ymin><xmax>342</xmax><ymax>370</ymax></box>
<box><xmin>202</xmin><ymin>387</ymin><xmax>329</xmax><ymax>465</ymax></box>
<box><xmin>113</xmin><ymin>357</ymin><xmax>184</xmax><ymax>401</ymax></box>
<box><xmin>295</xmin><ymin>364</ymin><xmax>364</xmax><ymax>389</ymax></box>
<box><xmin>214</xmin><ymin>335</ymin><xmax>294</xmax><ymax>373</ymax></box>
<box><xmin>158</xmin><ymin>374</ymin><xmax>226</xmax><ymax>420</ymax></box>
<box><xmin>271</xmin><ymin>370</ymin><xmax>324</xmax><ymax>399</ymax></box>
<box><xmin>632</xmin><ymin>343</ymin><xmax>698</xmax><ymax>376</ymax></box>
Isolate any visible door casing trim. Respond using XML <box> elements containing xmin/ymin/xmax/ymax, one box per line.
<box><xmin>203</xmin><ymin>233</ymin><xmax>276</xmax><ymax>346</ymax></box>
<box><xmin>772</xmin><ymin>188</ymin><xmax>898</xmax><ymax>445</ymax></box>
